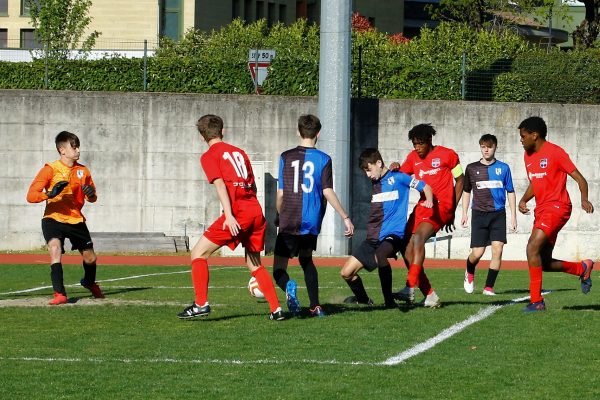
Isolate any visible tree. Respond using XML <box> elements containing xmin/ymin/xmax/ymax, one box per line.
<box><xmin>427</xmin><ymin>0</ymin><xmax>570</xmax><ymax>34</ymax></box>
<box><xmin>27</xmin><ymin>0</ymin><xmax>100</xmax><ymax>59</ymax></box>
<box><xmin>573</xmin><ymin>0</ymin><xmax>600</xmax><ymax>48</ymax></box>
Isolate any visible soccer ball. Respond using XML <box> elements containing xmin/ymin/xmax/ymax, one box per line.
<box><xmin>248</xmin><ymin>277</ymin><xmax>264</xmax><ymax>298</ymax></box>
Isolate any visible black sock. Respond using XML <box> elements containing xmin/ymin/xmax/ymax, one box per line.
<box><xmin>466</xmin><ymin>257</ymin><xmax>477</xmax><ymax>275</ymax></box>
<box><xmin>378</xmin><ymin>265</ymin><xmax>394</xmax><ymax>305</ymax></box>
<box><xmin>82</xmin><ymin>261</ymin><xmax>97</xmax><ymax>284</ymax></box>
<box><xmin>273</xmin><ymin>268</ymin><xmax>289</xmax><ymax>292</ymax></box>
<box><xmin>50</xmin><ymin>263</ymin><xmax>66</xmax><ymax>294</ymax></box>
<box><xmin>347</xmin><ymin>276</ymin><xmax>370</xmax><ymax>303</ymax></box>
<box><xmin>299</xmin><ymin>256</ymin><xmax>319</xmax><ymax>308</ymax></box>
<box><xmin>485</xmin><ymin>268</ymin><xmax>499</xmax><ymax>288</ymax></box>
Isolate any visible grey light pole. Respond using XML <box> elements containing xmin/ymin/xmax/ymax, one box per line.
<box><xmin>317</xmin><ymin>0</ymin><xmax>352</xmax><ymax>256</ymax></box>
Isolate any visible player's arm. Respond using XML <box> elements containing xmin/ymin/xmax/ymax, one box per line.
<box><xmin>276</xmin><ymin>189</ymin><xmax>283</xmax><ymax>214</ymax></box>
<box><xmin>420</xmin><ymin>183</ymin><xmax>434</xmax><ymax>208</ymax></box>
<box><xmin>507</xmin><ymin>191</ymin><xmax>517</xmax><ymax>231</ymax></box>
<box><xmin>518</xmin><ymin>183</ymin><xmax>534</xmax><ymax>215</ymax></box>
<box><xmin>323</xmin><ymin>188</ymin><xmax>354</xmax><ymax>237</ymax></box>
<box><xmin>213</xmin><ymin>178</ymin><xmax>241</xmax><ymax>236</ymax></box>
<box><xmin>26</xmin><ymin>165</ymin><xmax>62</xmax><ymax>203</ymax></box>
<box><xmin>452</xmin><ymin>166</ymin><xmax>464</xmax><ymax>211</ymax></box>
<box><xmin>461</xmin><ymin>191</ymin><xmax>471</xmax><ymax>228</ymax></box>
<box><xmin>569</xmin><ymin>169</ymin><xmax>594</xmax><ymax>214</ymax></box>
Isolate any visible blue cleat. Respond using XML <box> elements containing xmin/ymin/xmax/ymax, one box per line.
<box><xmin>522</xmin><ymin>300</ymin><xmax>546</xmax><ymax>313</ymax></box>
<box><xmin>310</xmin><ymin>305</ymin><xmax>326</xmax><ymax>317</ymax></box>
<box><xmin>285</xmin><ymin>280</ymin><xmax>301</xmax><ymax>315</ymax></box>
<box><xmin>580</xmin><ymin>259</ymin><xmax>594</xmax><ymax>294</ymax></box>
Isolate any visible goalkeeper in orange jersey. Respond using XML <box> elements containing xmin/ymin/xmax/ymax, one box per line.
<box><xmin>27</xmin><ymin>131</ymin><xmax>104</xmax><ymax>305</ymax></box>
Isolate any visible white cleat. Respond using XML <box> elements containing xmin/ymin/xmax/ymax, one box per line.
<box><xmin>394</xmin><ymin>286</ymin><xmax>415</xmax><ymax>304</ymax></box>
<box><xmin>482</xmin><ymin>287</ymin><xmax>496</xmax><ymax>296</ymax></box>
<box><xmin>423</xmin><ymin>291</ymin><xmax>441</xmax><ymax>308</ymax></box>
<box><xmin>464</xmin><ymin>271</ymin><xmax>474</xmax><ymax>294</ymax></box>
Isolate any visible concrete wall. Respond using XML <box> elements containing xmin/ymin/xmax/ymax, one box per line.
<box><xmin>1</xmin><ymin>90</ymin><xmax>599</xmax><ymax>261</ymax></box>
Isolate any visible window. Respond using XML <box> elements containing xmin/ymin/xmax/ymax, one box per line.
<box><xmin>20</xmin><ymin>28</ymin><xmax>41</xmax><ymax>49</ymax></box>
<box><xmin>232</xmin><ymin>0</ymin><xmax>241</xmax><ymax>19</ymax></box>
<box><xmin>256</xmin><ymin>1</ymin><xmax>264</xmax><ymax>20</ymax></box>
<box><xmin>0</xmin><ymin>29</ymin><xmax>7</xmax><ymax>49</ymax></box>
<box><xmin>279</xmin><ymin>4</ymin><xmax>287</xmax><ymax>23</ymax></box>
<box><xmin>244</xmin><ymin>0</ymin><xmax>252</xmax><ymax>21</ymax></box>
<box><xmin>21</xmin><ymin>0</ymin><xmax>30</xmax><ymax>16</ymax></box>
<box><xmin>267</xmin><ymin>2</ymin><xmax>276</xmax><ymax>26</ymax></box>
<box><xmin>0</xmin><ymin>0</ymin><xmax>8</xmax><ymax>16</ymax></box>
<box><xmin>160</xmin><ymin>0</ymin><xmax>182</xmax><ymax>40</ymax></box>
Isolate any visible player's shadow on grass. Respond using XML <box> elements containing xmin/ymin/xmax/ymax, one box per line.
<box><xmin>561</xmin><ymin>304</ymin><xmax>600</xmax><ymax>311</ymax></box>
<box><xmin>67</xmin><ymin>286</ymin><xmax>152</xmax><ymax>303</ymax></box>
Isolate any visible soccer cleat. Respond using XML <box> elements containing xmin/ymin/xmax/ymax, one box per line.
<box><xmin>177</xmin><ymin>303</ymin><xmax>211</xmax><ymax>319</ymax></box>
<box><xmin>343</xmin><ymin>295</ymin><xmax>374</xmax><ymax>305</ymax></box>
<box><xmin>285</xmin><ymin>279</ymin><xmax>301</xmax><ymax>315</ymax></box>
<box><xmin>269</xmin><ymin>307</ymin><xmax>286</xmax><ymax>321</ymax></box>
<box><xmin>580</xmin><ymin>259</ymin><xmax>594</xmax><ymax>294</ymax></box>
<box><xmin>482</xmin><ymin>287</ymin><xmax>496</xmax><ymax>296</ymax></box>
<box><xmin>80</xmin><ymin>279</ymin><xmax>105</xmax><ymax>299</ymax></box>
<box><xmin>522</xmin><ymin>300</ymin><xmax>546</xmax><ymax>313</ymax></box>
<box><xmin>393</xmin><ymin>286</ymin><xmax>415</xmax><ymax>305</ymax></box>
<box><xmin>464</xmin><ymin>271</ymin><xmax>474</xmax><ymax>294</ymax></box>
<box><xmin>422</xmin><ymin>291</ymin><xmax>441</xmax><ymax>308</ymax></box>
<box><xmin>310</xmin><ymin>305</ymin><xmax>326</xmax><ymax>317</ymax></box>
<box><xmin>48</xmin><ymin>292</ymin><xmax>68</xmax><ymax>305</ymax></box>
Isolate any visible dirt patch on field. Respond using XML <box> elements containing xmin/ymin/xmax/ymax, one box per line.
<box><xmin>0</xmin><ymin>297</ymin><xmax>184</xmax><ymax>308</ymax></box>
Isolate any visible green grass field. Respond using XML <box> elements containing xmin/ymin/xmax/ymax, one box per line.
<box><xmin>0</xmin><ymin>263</ymin><xmax>598</xmax><ymax>400</ymax></box>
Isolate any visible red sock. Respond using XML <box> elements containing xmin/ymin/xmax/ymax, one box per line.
<box><xmin>561</xmin><ymin>261</ymin><xmax>583</xmax><ymax>276</ymax></box>
<box><xmin>252</xmin><ymin>266</ymin><xmax>281</xmax><ymax>313</ymax></box>
<box><xmin>418</xmin><ymin>269</ymin><xmax>433</xmax><ymax>296</ymax></box>
<box><xmin>407</xmin><ymin>264</ymin><xmax>422</xmax><ymax>288</ymax></box>
<box><xmin>529</xmin><ymin>266</ymin><xmax>543</xmax><ymax>303</ymax></box>
<box><xmin>191</xmin><ymin>258</ymin><xmax>209</xmax><ymax>306</ymax></box>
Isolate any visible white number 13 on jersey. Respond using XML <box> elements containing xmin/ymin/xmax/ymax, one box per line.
<box><xmin>291</xmin><ymin>160</ymin><xmax>315</xmax><ymax>193</ymax></box>
<box><xmin>223</xmin><ymin>151</ymin><xmax>248</xmax><ymax>179</ymax></box>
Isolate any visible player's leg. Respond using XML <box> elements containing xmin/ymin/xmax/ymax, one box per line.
<box><xmin>483</xmin><ymin>209</ymin><xmax>508</xmax><ymax>296</ymax></box>
<box><xmin>406</xmin><ymin>222</ymin><xmax>436</xmax><ymax>294</ymax></box>
<box><xmin>42</xmin><ymin>218</ymin><xmax>68</xmax><ymax>305</ymax></box>
<box><xmin>178</xmin><ymin>235</ymin><xmax>221</xmax><ymax>319</ymax></box>
<box><xmin>243</xmin><ymin>214</ymin><xmax>284</xmax><ymax>320</ymax></box>
<box><xmin>272</xmin><ymin>232</ymin><xmax>293</xmax><ymax>292</ymax></box>
<box><xmin>464</xmin><ymin>246</ymin><xmax>485</xmax><ymax>294</ymax></box>
<box><xmin>374</xmin><ymin>239</ymin><xmax>400</xmax><ymax>307</ymax></box>
<box><xmin>245</xmin><ymin>250</ymin><xmax>284</xmax><ymax>320</ymax></box>
<box><xmin>298</xmin><ymin>242</ymin><xmax>323</xmax><ymax>316</ymax></box>
<box><xmin>68</xmin><ymin>222</ymin><xmax>105</xmax><ymax>299</ymax></box>
<box><xmin>483</xmin><ymin>242</ymin><xmax>503</xmax><ymax>295</ymax></box>
<box><xmin>340</xmin><ymin>255</ymin><xmax>371</xmax><ymax>305</ymax></box>
<box><xmin>523</xmin><ymin>228</ymin><xmax>547</xmax><ymax>312</ymax></box>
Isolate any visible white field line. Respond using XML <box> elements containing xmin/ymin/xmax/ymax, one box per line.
<box><xmin>380</xmin><ymin>293</ymin><xmax>546</xmax><ymax>366</ymax></box>
<box><xmin>0</xmin><ymin>266</ymin><xmax>252</xmax><ymax>295</ymax></box>
<box><xmin>0</xmin><ymin>293</ymin><xmax>544</xmax><ymax>367</ymax></box>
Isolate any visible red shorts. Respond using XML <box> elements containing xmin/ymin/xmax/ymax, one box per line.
<box><xmin>406</xmin><ymin>202</ymin><xmax>455</xmax><ymax>234</ymax></box>
<box><xmin>203</xmin><ymin>207</ymin><xmax>266</xmax><ymax>252</ymax></box>
<box><xmin>533</xmin><ymin>204</ymin><xmax>571</xmax><ymax>246</ymax></box>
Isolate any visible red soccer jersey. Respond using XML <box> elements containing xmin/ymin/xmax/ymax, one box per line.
<box><xmin>524</xmin><ymin>141</ymin><xmax>576</xmax><ymax>208</ymax></box>
<box><xmin>400</xmin><ymin>145</ymin><xmax>460</xmax><ymax>208</ymax></box>
<box><xmin>200</xmin><ymin>141</ymin><xmax>261</xmax><ymax>212</ymax></box>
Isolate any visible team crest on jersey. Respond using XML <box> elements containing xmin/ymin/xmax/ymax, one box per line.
<box><xmin>495</xmin><ymin>168</ymin><xmax>502</xmax><ymax>175</ymax></box>
<box><xmin>77</xmin><ymin>170</ymin><xmax>84</xmax><ymax>179</ymax></box>
<box><xmin>431</xmin><ymin>158</ymin><xmax>441</xmax><ymax>168</ymax></box>
<box><xmin>540</xmin><ymin>158</ymin><xmax>548</xmax><ymax>169</ymax></box>
<box><xmin>387</xmin><ymin>176</ymin><xmax>395</xmax><ymax>185</ymax></box>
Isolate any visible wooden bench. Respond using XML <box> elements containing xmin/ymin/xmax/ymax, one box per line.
<box><xmin>90</xmin><ymin>232</ymin><xmax>189</xmax><ymax>253</ymax></box>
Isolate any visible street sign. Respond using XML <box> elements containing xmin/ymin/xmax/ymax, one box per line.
<box><xmin>248</xmin><ymin>49</ymin><xmax>276</xmax><ymax>92</ymax></box>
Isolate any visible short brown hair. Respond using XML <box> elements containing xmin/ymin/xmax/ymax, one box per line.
<box><xmin>297</xmin><ymin>114</ymin><xmax>321</xmax><ymax>139</ymax></box>
<box><xmin>55</xmin><ymin>131</ymin><xmax>80</xmax><ymax>153</ymax></box>
<box><xmin>479</xmin><ymin>134</ymin><xmax>497</xmax><ymax>147</ymax></box>
<box><xmin>359</xmin><ymin>148</ymin><xmax>383</xmax><ymax>169</ymax></box>
<box><xmin>196</xmin><ymin>114</ymin><xmax>224</xmax><ymax>141</ymax></box>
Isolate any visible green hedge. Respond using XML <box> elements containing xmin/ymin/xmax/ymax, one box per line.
<box><xmin>1</xmin><ymin>19</ymin><xmax>600</xmax><ymax>104</ymax></box>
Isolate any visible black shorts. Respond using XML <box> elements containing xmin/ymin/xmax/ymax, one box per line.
<box><xmin>352</xmin><ymin>235</ymin><xmax>404</xmax><ymax>272</ymax></box>
<box><xmin>470</xmin><ymin>209</ymin><xmax>507</xmax><ymax>248</ymax></box>
<box><xmin>41</xmin><ymin>218</ymin><xmax>94</xmax><ymax>252</ymax></box>
<box><xmin>274</xmin><ymin>232</ymin><xmax>318</xmax><ymax>258</ymax></box>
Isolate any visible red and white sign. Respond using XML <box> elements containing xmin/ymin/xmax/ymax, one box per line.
<box><xmin>248</xmin><ymin>49</ymin><xmax>276</xmax><ymax>90</ymax></box>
